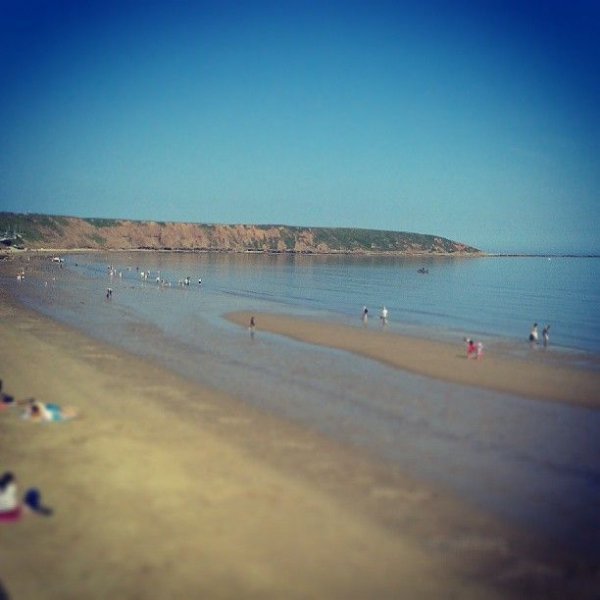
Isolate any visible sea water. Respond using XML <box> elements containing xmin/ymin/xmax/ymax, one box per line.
<box><xmin>5</xmin><ymin>252</ymin><xmax>600</xmax><ymax>556</ymax></box>
<box><xmin>36</xmin><ymin>252</ymin><xmax>600</xmax><ymax>352</ymax></box>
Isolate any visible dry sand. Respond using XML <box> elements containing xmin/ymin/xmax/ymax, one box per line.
<box><xmin>226</xmin><ymin>312</ymin><xmax>600</xmax><ymax>408</ymax></box>
<box><xmin>1</xmin><ymin>256</ymin><xmax>598</xmax><ymax>599</ymax></box>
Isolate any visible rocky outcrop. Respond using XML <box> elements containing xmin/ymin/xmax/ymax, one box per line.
<box><xmin>0</xmin><ymin>213</ymin><xmax>482</xmax><ymax>255</ymax></box>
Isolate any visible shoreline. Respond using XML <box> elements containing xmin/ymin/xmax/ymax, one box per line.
<box><xmin>6</xmin><ymin>249</ymin><xmax>598</xmax><ymax>361</ymax></box>
<box><xmin>226</xmin><ymin>312</ymin><xmax>600</xmax><ymax>408</ymax></box>
<box><xmin>7</xmin><ymin>247</ymin><xmax>598</xmax><ymax>258</ymax></box>
<box><xmin>1</xmin><ymin>246</ymin><xmax>486</xmax><ymax>257</ymax></box>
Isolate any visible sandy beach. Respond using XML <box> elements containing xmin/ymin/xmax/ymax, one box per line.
<box><xmin>1</xmin><ymin>255</ymin><xmax>598</xmax><ymax>599</ymax></box>
<box><xmin>226</xmin><ymin>312</ymin><xmax>600</xmax><ymax>408</ymax></box>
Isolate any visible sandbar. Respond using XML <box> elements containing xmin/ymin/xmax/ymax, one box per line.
<box><xmin>226</xmin><ymin>312</ymin><xmax>600</xmax><ymax>408</ymax></box>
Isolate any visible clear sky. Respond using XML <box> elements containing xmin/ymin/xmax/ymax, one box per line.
<box><xmin>1</xmin><ymin>0</ymin><xmax>598</xmax><ymax>253</ymax></box>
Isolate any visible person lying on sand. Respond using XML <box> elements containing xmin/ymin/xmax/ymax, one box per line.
<box><xmin>22</xmin><ymin>400</ymin><xmax>78</xmax><ymax>422</ymax></box>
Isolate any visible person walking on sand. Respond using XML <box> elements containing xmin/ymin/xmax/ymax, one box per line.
<box><xmin>362</xmin><ymin>306</ymin><xmax>369</xmax><ymax>326</ymax></box>
<box><xmin>542</xmin><ymin>325</ymin><xmax>550</xmax><ymax>347</ymax></box>
<box><xmin>529</xmin><ymin>323</ymin><xmax>539</xmax><ymax>345</ymax></box>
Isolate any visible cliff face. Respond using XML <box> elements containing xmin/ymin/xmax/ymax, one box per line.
<box><xmin>0</xmin><ymin>213</ymin><xmax>481</xmax><ymax>255</ymax></box>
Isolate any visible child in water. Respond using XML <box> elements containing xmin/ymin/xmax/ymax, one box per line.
<box><xmin>466</xmin><ymin>338</ymin><xmax>477</xmax><ymax>359</ymax></box>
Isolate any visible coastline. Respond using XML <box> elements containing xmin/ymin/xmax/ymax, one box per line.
<box><xmin>0</xmin><ymin>212</ymin><xmax>483</xmax><ymax>255</ymax></box>
<box><xmin>1</xmin><ymin>254</ymin><xmax>599</xmax><ymax>598</ymax></box>
<box><xmin>1</xmin><ymin>246</ymin><xmax>486</xmax><ymax>257</ymax></box>
<box><xmin>225</xmin><ymin>312</ymin><xmax>600</xmax><ymax>408</ymax></box>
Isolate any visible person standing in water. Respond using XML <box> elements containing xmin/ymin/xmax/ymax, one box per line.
<box><xmin>529</xmin><ymin>323</ymin><xmax>538</xmax><ymax>345</ymax></box>
<box><xmin>542</xmin><ymin>325</ymin><xmax>550</xmax><ymax>347</ymax></box>
<box><xmin>249</xmin><ymin>316</ymin><xmax>256</xmax><ymax>339</ymax></box>
<box><xmin>380</xmin><ymin>306</ymin><xmax>388</xmax><ymax>327</ymax></box>
<box><xmin>362</xmin><ymin>306</ymin><xmax>369</xmax><ymax>326</ymax></box>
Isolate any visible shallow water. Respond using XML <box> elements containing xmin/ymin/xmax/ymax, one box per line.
<box><xmin>52</xmin><ymin>252</ymin><xmax>600</xmax><ymax>352</ymax></box>
<box><xmin>5</xmin><ymin>251</ymin><xmax>600</xmax><ymax>557</ymax></box>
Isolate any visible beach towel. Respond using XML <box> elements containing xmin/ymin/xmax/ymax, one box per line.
<box><xmin>44</xmin><ymin>403</ymin><xmax>63</xmax><ymax>421</ymax></box>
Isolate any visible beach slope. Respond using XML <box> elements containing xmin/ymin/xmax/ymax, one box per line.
<box><xmin>0</xmin><ymin>292</ymin><xmax>509</xmax><ymax>599</ymax></box>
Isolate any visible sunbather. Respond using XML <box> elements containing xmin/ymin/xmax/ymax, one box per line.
<box><xmin>22</xmin><ymin>400</ymin><xmax>78</xmax><ymax>422</ymax></box>
<box><xmin>0</xmin><ymin>472</ymin><xmax>53</xmax><ymax>522</ymax></box>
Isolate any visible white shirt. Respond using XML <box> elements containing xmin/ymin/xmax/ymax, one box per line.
<box><xmin>0</xmin><ymin>482</ymin><xmax>18</xmax><ymax>512</ymax></box>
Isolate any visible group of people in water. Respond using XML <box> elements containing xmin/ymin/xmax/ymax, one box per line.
<box><xmin>362</xmin><ymin>306</ymin><xmax>389</xmax><ymax>327</ymax></box>
<box><xmin>464</xmin><ymin>338</ymin><xmax>484</xmax><ymax>359</ymax></box>
<box><xmin>464</xmin><ymin>323</ymin><xmax>551</xmax><ymax>359</ymax></box>
<box><xmin>529</xmin><ymin>322</ymin><xmax>551</xmax><ymax>347</ymax></box>
<box><xmin>105</xmin><ymin>264</ymin><xmax>204</xmax><ymax>296</ymax></box>
<box><xmin>359</xmin><ymin>307</ymin><xmax>551</xmax><ymax>358</ymax></box>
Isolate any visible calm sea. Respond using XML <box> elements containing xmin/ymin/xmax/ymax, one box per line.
<box><xmin>5</xmin><ymin>252</ymin><xmax>600</xmax><ymax>556</ymax></box>
<box><xmin>31</xmin><ymin>252</ymin><xmax>600</xmax><ymax>353</ymax></box>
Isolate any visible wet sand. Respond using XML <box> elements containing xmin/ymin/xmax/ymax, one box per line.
<box><xmin>1</xmin><ymin>254</ymin><xmax>598</xmax><ymax>599</ymax></box>
<box><xmin>226</xmin><ymin>312</ymin><xmax>600</xmax><ymax>408</ymax></box>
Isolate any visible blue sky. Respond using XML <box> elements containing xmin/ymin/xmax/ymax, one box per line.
<box><xmin>1</xmin><ymin>0</ymin><xmax>598</xmax><ymax>253</ymax></box>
